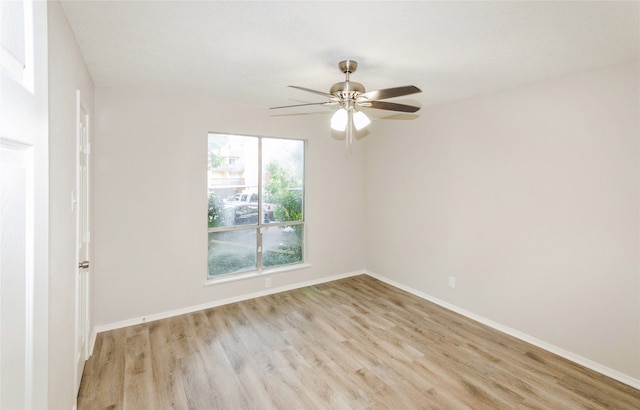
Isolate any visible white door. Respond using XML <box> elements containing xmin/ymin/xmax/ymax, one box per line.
<box><xmin>74</xmin><ymin>92</ymin><xmax>90</xmax><ymax>395</ymax></box>
<box><xmin>0</xmin><ymin>0</ymin><xmax>49</xmax><ymax>408</ymax></box>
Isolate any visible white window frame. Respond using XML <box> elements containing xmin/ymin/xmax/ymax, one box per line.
<box><xmin>205</xmin><ymin>133</ymin><xmax>309</xmax><ymax>285</ymax></box>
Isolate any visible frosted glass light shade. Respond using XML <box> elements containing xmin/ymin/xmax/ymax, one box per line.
<box><xmin>331</xmin><ymin>108</ymin><xmax>348</xmax><ymax>131</ymax></box>
<box><xmin>353</xmin><ymin>111</ymin><xmax>371</xmax><ymax>130</ymax></box>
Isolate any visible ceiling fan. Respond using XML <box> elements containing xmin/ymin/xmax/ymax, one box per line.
<box><xmin>270</xmin><ymin>60</ymin><xmax>422</xmax><ymax>150</ymax></box>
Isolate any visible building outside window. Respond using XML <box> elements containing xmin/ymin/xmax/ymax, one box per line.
<box><xmin>207</xmin><ymin>133</ymin><xmax>305</xmax><ymax>278</ymax></box>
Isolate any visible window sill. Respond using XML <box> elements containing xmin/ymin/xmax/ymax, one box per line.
<box><xmin>204</xmin><ymin>263</ymin><xmax>312</xmax><ymax>287</ymax></box>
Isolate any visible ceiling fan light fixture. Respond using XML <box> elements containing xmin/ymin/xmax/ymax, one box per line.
<box><xmin>330</xmin><ymin>108</ymin><xmax>348</xmax><ymax>131</ymax></box>
<box><xmin>353</xmin><ymin>110</ymin><xmax>371</xmax><ymax>130</ymax></box>
<box><xmin>272</xmin><ymin>60</ymin><xmax>422</xmax><ymax>153</ymax></box>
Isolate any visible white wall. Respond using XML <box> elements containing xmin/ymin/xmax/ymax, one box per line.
<box><xmin>365</xmin><ymin>60</ymin><xmax>640</xmax><ymax>380</ymax></box>
<box><xmin>47</xmin><ymin>2</ymin><xmax>95</xmax><ymax>408</ymax></box>
<box><xmin>93</xmin><ymin>87</ymin><xmax>366</xmax><ymax>326</ymax></box>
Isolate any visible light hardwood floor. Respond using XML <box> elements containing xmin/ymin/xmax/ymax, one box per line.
<box><xmin>78</xmin><ymin>275</ymin><xmax>640</xmax><ymax>409</ymax></box>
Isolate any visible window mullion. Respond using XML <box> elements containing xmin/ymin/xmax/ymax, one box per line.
<box><xmin>257</xmin><ymin>226</ymin><xmax>263</xmax><ymax>271</ymax></box>
<box><xmin>257</xmin><ymin>137</ymin><xmax>263</xmax><ymax>270</ymax></box>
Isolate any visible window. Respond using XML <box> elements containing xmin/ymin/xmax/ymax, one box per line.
<box><xmin>207</xmin><ymin>133</ymin><xmax>305</xmax><ymax>278</ymax></box>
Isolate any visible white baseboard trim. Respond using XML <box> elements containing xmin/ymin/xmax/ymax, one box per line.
<box><xmin>364</xmin><ymin>270</ymin><xmax>640</xmax><ymax>390</ymax></box>
<box><xmin>92</xmin><ymin>270</ymin><xmax>364</xmax><ymax>334</ymax></box>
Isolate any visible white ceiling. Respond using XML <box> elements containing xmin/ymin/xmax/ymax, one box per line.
<box><xmin>60</xmin><ymin>1</ymin><xmax>639</xmax><ymax>112</ymax></box>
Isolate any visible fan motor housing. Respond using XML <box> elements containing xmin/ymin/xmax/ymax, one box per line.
<box><xmin>330</xmin><ymin>81</ymin><xmax>365</xmax><ymax>99</ymax></box>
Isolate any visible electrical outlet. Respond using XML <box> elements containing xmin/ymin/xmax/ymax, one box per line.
<box><xmin>448</xmin><ymin>276</ymin><xmax>456</xmax><ymax>289</ymax></box>
<box><xmin>265</xmin><ymin>277</ymin><xmax>272</xmax><ymax>288</ymax></box>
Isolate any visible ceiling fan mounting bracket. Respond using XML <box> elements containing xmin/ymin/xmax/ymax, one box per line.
<box><xmin>338</xmin><ymin>60</ymin><xmax>358</xmax><ymax>74</ymax></box>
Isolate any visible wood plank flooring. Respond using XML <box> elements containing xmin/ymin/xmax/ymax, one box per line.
<box><xmin>78</xmin><ymin>275</ymin><xmax>640</xmax><ymax>409</ymax></box>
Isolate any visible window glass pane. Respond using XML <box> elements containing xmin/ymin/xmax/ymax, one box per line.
<box><xmin>262</xmin><ymin>138</ymin><xmax>304</xmax><ymax>224</ymax></box>
<box><xmin>262</xmin><ymin>225</ymin><xmax>304</xmax><ymax>268</ymax></box>
<box><xmin>208</xmin><ymin>134</ymin><xmax>259</xmax><ymax>227</ymax></box>
<box><xmin>208</xmin><ymin>229</ymin><xmax>257</xmax><ymax>276</ymax></box>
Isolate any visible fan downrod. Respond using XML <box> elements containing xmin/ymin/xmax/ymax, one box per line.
<box><xmin>331</xmin><ymin>60</ymin><xmax>364</xmax><ymax>97</ymax></box>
